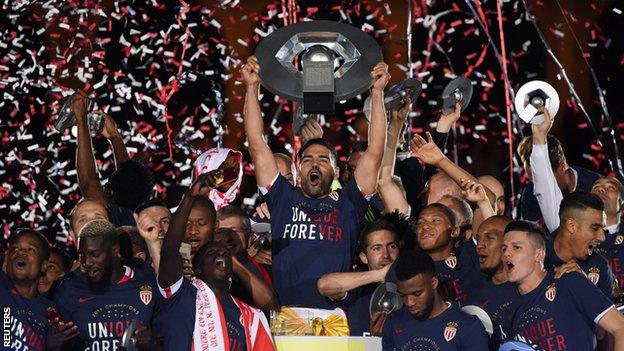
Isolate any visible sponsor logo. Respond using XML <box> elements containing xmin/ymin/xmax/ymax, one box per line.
<box><xmin>545</xmin><ymin>283</ymin><xmax>556</xmax><ymax>302</ymax></box>
<box><xmin>140</xmin><ymin>284</ymin><xmax>153</xmax><ymax>305</ymax></box>
<box><xmin>394</xmin><ymin>327</ymin><xmax>406</xmax><ymax>334</ymax></box>
<box><xmin>445</xmin><ymin>255</ymin><xmax>457</xmax><ymax>269</ymax></box>
<box><xmin>444</xmin><ymin>321</ymin><xmax>458</xmax><ymax>341</ymax></box>
<box><xmin>79</xmin><ymin>296</ymin><xmax>96</xmax><ymax>304</ymax></box>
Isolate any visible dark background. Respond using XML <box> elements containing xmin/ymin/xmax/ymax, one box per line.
<box><xmin>1</xmin><ymin>0</ymin><xmax>623</xmax><ymax>247</ymax></box>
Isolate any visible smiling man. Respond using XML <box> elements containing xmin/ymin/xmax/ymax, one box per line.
<box><xmin>1</xmin><ymin>229</ymin><xmax>75</xmax><ymax>351</ymax></box>
<box><xmin>501</xmin><ymin>220</ymin><xmax>624</xmax><ymax>350</ymax></box>
<box><xmin>240</xmin><ymin>56</ymin><xmax>389</xmax><ymax>308</ymax></box>
<box><xmin>382</xmin><ymin>250</ymin><xmax>488</xmax><ymax>350</ymax></box>
<box><xmin>54</xmin><ymin>219</ymin><xmax>157</xmax><ymax>350</ymax></box>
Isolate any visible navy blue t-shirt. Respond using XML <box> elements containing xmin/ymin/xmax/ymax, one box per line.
<box><xmin>466</xmin><ymin>281</ymin><xmax>518</xmax><ymax>327</ymax></box>
<box><xmin>156</xmin><ymin>277</ymin><xmax>251</xmax><ymax>351</ymax></box>
<box><xmin>544</xmin><ymin>238</ymin><xmax>614</xmax><ymax>300</ymax></box>
<box><xmin>346</xmin><ymin>283</ymin><xmax>377</xmax><ymax>336</ymax></box>
<box><xmin>457</xmin><ymin>238</ymin><xmax>479</xmax><ymax>272</ymax></box>
<box><xmin>53</xmin><ymin>266</ymin><xmax>158</xmax><ymax>351</ymax></box>
<box><xmin>382</xmin><ymin>303</ymin><xmax>488</xmax><ymax>350</ymax></box>
<box><xmin>231</xmin><ymin>254</ymin><xmax>271</xmax><ymax>307</ymax></box>
<box><xmin>262</xmin><ymin>174</ymin><xmax>369</xmax><ymax>308</ymax></box>
<box><xmin>107</xmin><ymin>200</ymin><xmax>135</xmax><ymax>227</ymax></box>
<box><xmin>595</xmin><ymin>224</ymin><xmax>624</xmax><ymax>297</ymax></box>
<box><xmin>1</xmin><ymin>271</ymin><xmax>53</xmax><ymax>351</ymax></box>
<box><xmin>503</xmin><ymin>272</ymin><xmax>613</xmax><ymax>351</ymax></box>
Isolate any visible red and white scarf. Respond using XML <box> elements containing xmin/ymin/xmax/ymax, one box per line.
<box><xmin>192</xmin><ymin>279</ymin><xmax>274</xmax><ymax>351</ymax></box>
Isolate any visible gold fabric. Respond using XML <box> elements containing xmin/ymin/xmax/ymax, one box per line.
<box><xmin>271</xmin><ymin>307</ymin><xmax>349</xmax><ymax>336</ymax></box>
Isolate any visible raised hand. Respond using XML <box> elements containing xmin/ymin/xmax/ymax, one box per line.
<box><xmin>98</xmin><ymin>111</ymin><xmax>120</xmax><ymax>139</ymax></box>
<box><xmin>71</xmin><ymin>90</ymin><xmax>89</xmax><ymax>121</ymax></box>
<box><xmin>390</xmin><ymin>97</ymin><xmax>412</xmax><ymax>123</ymax></box>
<box><xmin>134</xmin><ymin>212</ymin><xmax>163</xmax><ymax>243</ymax></box>
<box><xmin>460</xmin><ymin>178</ymin><xmax>487</xmax><ymax>203</ymax></box>
<box><xmin>371</xmin><ymin>62</ymin><xmax>390</xmax><ymax>92</ymax></box>
<box><xmin>135</xmin><ymin>324</ymin><xmax>152</xmax><ymax>348</ymax></box>
<box><xmin>410</xmin><ymin>131</ymin><xmax>445</xmax><ymax>166</ymax></box>
<box><xmin>531</xmin><ymin>106</ymin><xmax>553</xmax><ymax>145</ymax></box>
<box><xmin>46</xmin><ymin>318</ymin><xmax>79</xmax><ymax>350</ymax></box>
<box><xmin>300</xmin><ymin>119</ymin><xmax>324</xmax><ymax>144</ymax></box>
<box><xmin>437</xmin><ymin>102</ymin><xmax>461</xmax><ymax>133</ymax></box>
<box><xmin>240</xmin><ymin>56</ymin><xmax>261</xmax><ymax>87</ymax></box>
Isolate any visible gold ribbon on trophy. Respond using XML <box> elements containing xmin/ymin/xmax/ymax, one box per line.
<box><xmin>270</xmin><ymin>307</ymin><xmax>349</xmax><ymax>336</ymax></box>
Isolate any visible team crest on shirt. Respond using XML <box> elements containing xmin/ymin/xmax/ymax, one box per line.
<box><xmin>445</xmin><ymin>255</ymin><xmax>457</xmax><ymax>269</ymax></box>
<box><xmin>545</xmin><ymin>283</ymin><xmax>556</xmax><ymax>302</ymax></box>
<box><xmin>329</xmin><ymin>191</ymin><xmax>339</xmax><ymax>201</ymax></box>
<box><xmin>588</xmin><ymin>267</ymin><xmax>600</xmax><ymax>285</ymax></box>
<box><xmin>444</xmin><ymin>321</ymin><xmax>458</xmax><ymax>341</ymax></box>
<box><xmin>615</xmin><ymin>235</ymin><xmax>623</xmax><ymax>246</ymax></box>
<box><xmin>139</xmin><ymin>284</ymin><xmax>153</xmax><ymax>305</ymax></box>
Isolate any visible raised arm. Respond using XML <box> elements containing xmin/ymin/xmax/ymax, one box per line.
<box><xmin>378</xmin><ymin>99</ymin><xmax>410</xmax><ymax>215</ymax></box>
<box><xmin>158</xmin><ymin>177</ymin><xmax>210</xmax><ymax>288</ymax></box>
<box><xmin>240</xmin><ymin>56</ymin><xmax>279</xmax><ymax>188</ymax></box>
<box><xmin>73</xmin><ymin>91</ymin><xmax>106</xmax><ymax>204</ymax></box>
<box><xmin>530</xmin><ymin>108</ymin><xmax>561</xmax><ymax>232</ymax></box>
<box><xmin>317</xmin><ymin>265</ymin><xmax>390</xmax><ymax>300</ymax></box>
<box><xmin>134</xmin><ymin>212</ymin><xmax>163</xmax><ymax>272</ymax></box>
<box><xmin>354</xmin><ymin>62</ymin><xmax>390</xmax><ymax>195</ymax></box>
<box><xmin>232</xmin><ymin>257</ymin><xmax>279</xmax><ymax>312</ymax></box>
<box><xmin>411</xmin><ymin>132</ymin><xmax>496</xmax><ymax>208</ymax></box>
<box><xmin>597</xmin><ymin>308</ymin><xmax>624</xmax><ymax>349</ymax></box>
<box><xmin>100</xmin><ymin>111</ymin><xmax>129</xmax><ymax>167</ymax></box>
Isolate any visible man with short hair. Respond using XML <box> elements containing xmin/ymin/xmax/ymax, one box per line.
<box><xmin>501</xmin><ymin>220</ymin><xmax>624</xmax><ymax>349</ymax></box>
<box><xmin>592</xmin><ymin>176</ymin><xmax>624</xmax><ymax>299</ymax></box>
<box><xmin>274</xmin><ymin>153</ymin><xmax>296</xmax><ymax>186</ymax></box>
<box><xmin>54</xmin><ymin>219</ymin><xmax>156</xmax><ymax>350</ymax></box>
<box><xmin>38</xmin><ymin>247</ymin><xmax>71</xmax><ymax>298</ymax></box>
<box><xmin>466</xmin><ymin>215</ymin><xmax>517</xmax><ymax>327</ymax></box>
<box><xmin>2</xmin><ymin>230</ymin><xmax>78</xmax><ymax>350</ymax></box>
<box><xmin>157</xmin><ymin>177</ymin><xmax>274</xmax><ymax>351</ymax></box>
<box><xmin>402</xmin><ymin>203</ymin><xmax>486</xmax><ymax>305</ymax></box>
<box><xmin>240</xmin><ymin>56</ymin><xmax>389</xmax><ymax>308</ymax></box>
<box><xmin>478</xmin><ymin>175</ymin><xmax>506</xmax><ymax>215</ymax></box>
<box><xmin>317</xmin><ymin>213</ymin><xmax>406</xmax><ymax>335</ymax></box>
<box><xmin>382</xmin><ymin>249</ymin><xmax>488</xmax><ymax>350</ymax></box>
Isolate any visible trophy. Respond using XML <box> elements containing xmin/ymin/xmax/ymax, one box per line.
<box><xmin>369</xmin><ymin>282</ymin><xmax>403</xmax><ymax>317</ymax></box>
<box><xmin>120</xmin><ymin>318</ymin><xmax>140</xmax><ymax>351</ymax></box>
<box><xmin>255</xmin><ymin>20</ymin><xmax>383</xmax><ymax>118</ymax></box>
<box><xmin>514</xmin><ymin>80</ymin><xmax>560</xmax><ymax>124</ymax></box>
<box><xmin>55</xmin><ymin>94</ymin><xmax>104</xmax><ymax>135</ymax></box>
<box><xmin>440</xmin><ymin>77</ymin><xmax>473</xmax><ymax>114</ymax></box>
<box><xmin>363</xmin><ymin>77</ymin><xmax>422</xmax><ymax>121</ymax></box>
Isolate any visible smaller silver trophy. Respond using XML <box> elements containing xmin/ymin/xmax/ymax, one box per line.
<box><xmin>55</xmin><ymin>94</ymin><xmax>104</xmax><ymax>135</ymax></box>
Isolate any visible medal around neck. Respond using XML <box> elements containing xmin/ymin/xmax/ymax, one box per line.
<box><xmin>514</xmin><ymin>80</ymin><xmax>559</xmax><ymax>125</ymax></box>
<box><xmin>255</xmin><ymin>20</ymin><xmax>383</xmax><ymax>115</ymax></box>
<box><xmin>369</xmin><ymin>282</ymin><xmax>403</xmax><ymax>317</ymax></box>
<box><xmin>441</xmin><ymin>77</ymin><xmax>473</xmax><ymax>114</ymax></box>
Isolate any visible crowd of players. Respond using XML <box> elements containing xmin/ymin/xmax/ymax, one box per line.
<box><xmin>3</xmin><ymin>54</ymin><xmax>624</xmax><ymax>351</ymax></box>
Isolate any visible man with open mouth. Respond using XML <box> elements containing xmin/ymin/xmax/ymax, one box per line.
<box><xmin>53</xmin><ymin>219</ymin><xmax>157</xmax><ymax>350</ymax></box>
<box><xmin>157</xmin><ymin>176</ymin><xmax>273</xmax><ymax>351</ymax></box>
<box><xmin>240</xmin><ymin>55</ymin><xmax>389</xmax><ymax>309</ymax></box>
<box><xmin>1</xmin><ymin>229</ymin><xmax>78</xmax><ymax>351</ymax></box>
<box><xmin>501</xmin><ymin>220</ymin><xmax>624</xmax><ymax>350</ymax></box>
<box><xmin>527</xmin><ymin>108</ymin><xmax>614</xmax><ymax>300</ymax></box>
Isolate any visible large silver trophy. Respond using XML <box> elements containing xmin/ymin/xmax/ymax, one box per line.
<box><xmin>55</xmin><ymin>94</ymin><xmax>104</xmax><ymax>135</ymax></box>
<box><xmin>255</xmin><ymin>20</ymin><xmax>383</xmax><ymax>122</ymax></box>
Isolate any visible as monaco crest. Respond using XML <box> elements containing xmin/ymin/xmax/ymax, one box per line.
<box><xmin>615</xmin><ymin>235</ymin><xmax>623</xmax><ymax>246</ymax></box>
<box><xmin>445</xmin><ymin>255</ymin><xmax>457</xmax><ymax>269</ymax></box>
<box><xmin>545</xmin><ymin>283</ymin><xmax>556</xmax><ymax>302</ymax></box>
<box><xmin>444</xmin><ymin>321</ymin><xmax>458</xmax><ymax>341</ymax></box>
<box><xmin>588</xmin><ymin>267</ymin><xmax>600</xmax><ymax>285</ymax></box>
<box><xmin>329</xmin><ymin>191</ymin><xmax>339</xmax><ymax>201</ymax></box>
<box><xmin>139</xmin><ymin>284</ymin><xmax>153</xmax><ymax>305</ymax></box>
